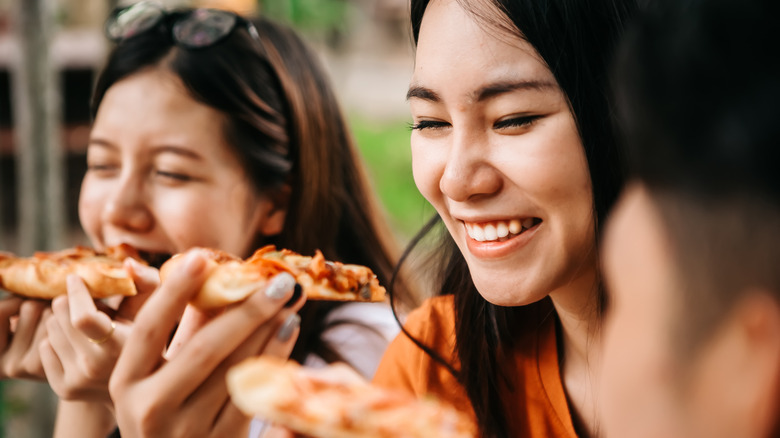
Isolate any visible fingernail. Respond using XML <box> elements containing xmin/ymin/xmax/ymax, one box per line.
<box><xmin>276</xmin><ymin>313</ymin><xmax>300</xmax><ymax>342</ymax></box>
<box><xmin>284</xmin><ymin>283</ymin><xmax>302</xmax><ymax>308</ymax></box>
<box><xmin>265</xmin><ymin>272</ymin><xmax>295</xmax><ymax>300</ymax></box>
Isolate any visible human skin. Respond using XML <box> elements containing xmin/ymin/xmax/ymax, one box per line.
<box><xmin>601</xmin><ymin>184</ymin><xmax>780</xmax><ymax>438</ymax></box>
<box><xmin>408</xmin><ymin>0</ymin><xmax>601</xmax><ymax>432</ymax></box>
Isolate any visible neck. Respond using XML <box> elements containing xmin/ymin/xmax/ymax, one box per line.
<box><xmin>549</xmin><ymin>265</ymin><xmax>601</xmax><ymax>364</ymax></box>
<box><xmin>548</xmin><ymin>265</ymin><xmax>602</xmax><ymax>438</ymax></box>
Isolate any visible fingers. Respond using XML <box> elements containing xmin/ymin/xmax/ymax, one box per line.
<box><xmin>151</xmin><ymin>272</ymin><xmax>297</xmax><ymax>400</ymax></box>
<box><xmin>112</xmin><ymin>250</ymin><xmax>209</xmax><ymax>384</ymax></box>
<box><xmin>165</xmin><ymin>305</ymin><xmax>221</xmax><ymax>360</ymax></box>
<box><xmin>116</xmin><ymin>258</ymin><xmax>160</xmax><ymax>320</ymax></box>
<box><xmin>125</xmin><ymin>258</ymin><xmax>160</xmax><ymax>296</ymax></box>
<box><xmin>39</xmin><ymin>338</ymin><xmax>65</xmax><ymax>388</ymax></box>
<box><xmin>210</xmin><ymin>402</ymin><xmax>252</xmax><ymax>438</ymax></box>
<box><xmin>66</xmin><ymin>275</ymin><xmax>116</xmax><ymax>343</ymax></box>
<box><xmin>184</xmin><ymin>308</ymin><xmax>301</xmax><ymax>419</ymax></box>
<box><xmin>257</xmin><ymin>312</ymin><xmax>301</xmax><ymax>360</ymax></box>
<box><xmin>21</xmin><ymin>307</ymin><xmax>50</xmax><ymax>378</ymax></box>
<box><xmin>3</xmin><ymin>300</ymin><xmax>46</xmax><ymax>377</ymax></box>
<box><xmin>0</xmin><ymin>297</ymin><xmax>23</xmax><ymax>352</ymax></box>
<box><xmin>45</xmin><ymin>311</ymin><xmax>77</xmax><ymax>373</ymax></box>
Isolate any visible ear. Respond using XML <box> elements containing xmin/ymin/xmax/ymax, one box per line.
<box><xmin>254</xmin><ymin>184</ymin><xmax>291</xmax><ymax>237</ymax></box>
<box><xmin>714</xmin><ymin>291</ymin><xmax>780</xmax><ymax>438</ymax></box>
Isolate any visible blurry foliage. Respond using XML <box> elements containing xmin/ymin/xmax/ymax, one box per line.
<box><xmin>350</xmin><ymin>115</ymin><xmax>432</xmax><ymax>241</ymax></box>
<box><xmin>258</xmin><ymin>0</ymin><xmax>353</xmax><ymax>47</ymax></box>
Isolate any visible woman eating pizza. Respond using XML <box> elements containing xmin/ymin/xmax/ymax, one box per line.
<box><xmin>371</xmin><ymin>0</ymin><xmax>638</xmax><ymax>437</ymax></box>
<box><xmin>0</xmin><ymin>3</ymin><xmax>416</xmax><ymax>437</ymax></box>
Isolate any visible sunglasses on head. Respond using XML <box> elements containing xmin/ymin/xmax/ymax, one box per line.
<box><xmin>105</xmin><ymin>1</ymin><xmax>259</xmax><ymax>49</ymax></box>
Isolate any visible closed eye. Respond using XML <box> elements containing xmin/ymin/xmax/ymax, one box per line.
<box><xmin>86</xmin><ymin>164</ymin><xmax>119</xmax><ymax>175</ymax></box>
<box><xmin>155</xmin><ymin>171</ymin><xmax>193</xmax><ymax>182</ymax></box>
<box><xmin>493</xmin><ymin>115</ymin><xmax>542</xmax><ymax>130</ymax></box>
<box><xmin>409</xmin><ymin>120</ymin><xmax>450</xmax><ymax>131</ymax></box>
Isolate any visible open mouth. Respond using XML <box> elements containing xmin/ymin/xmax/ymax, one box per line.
<box><xmin>464</xmin><ymin>218</ymin><xmax>542</xmax><ymax>242</ymax></box>
<box><xmin>136</xmin><ymin>250</ymin><xmax>173</xmax><ymax>269</ymax></box>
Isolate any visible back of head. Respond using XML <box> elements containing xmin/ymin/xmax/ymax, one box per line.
<box><xmin>617</xmin><ymin>0</ymin><xmax>780</xmax><ymax>201</ymax></box>
<box><xmin>616</xmin><ymin>0</ymin><xmax>780</xmax><ymax>415</ymax></box>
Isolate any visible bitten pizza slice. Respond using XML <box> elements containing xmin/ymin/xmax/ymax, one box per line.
<box><xmin>0</xmin><ymin>244</ymin><xmax>145</xmax><ymax>299</ymax></box>
<box><xmin>159</xmin><ymin>245</ymin><xmax>386</xmax><ymax>310</ymax></box>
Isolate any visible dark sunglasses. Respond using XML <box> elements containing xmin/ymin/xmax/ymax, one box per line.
<box><xmin>105</xmin><ymin>1</ymin><xmax>259</xmax><ymax>49</ymax></box>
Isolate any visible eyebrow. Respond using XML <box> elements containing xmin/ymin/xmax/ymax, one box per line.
<box><xmin>406</xmin><ymin>79</ymin><xmax>557</xmax><ymax>103</ymax></box>
<box><xmin>87</xmin><ymin>138</ymin><xmax>203</xmax><ymax>161</ymax></box>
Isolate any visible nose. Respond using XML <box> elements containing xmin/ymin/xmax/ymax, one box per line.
<box><xmin>102</xmin><ymin>173</ymin><xmax>154</xmax><ymax>233</ymax></box>
<box><xmin>439</xmin><ymin>128</ymin><xmax>502</xmax><ymax>202</ymax></box>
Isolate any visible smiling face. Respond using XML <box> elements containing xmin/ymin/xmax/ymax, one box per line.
<box><xmin>79</xmin><ymin>68</ymin><xmax>286</xmax><ymax>263</ymax></box>
<box><xmin>409</xmin><ymin>0</ymin><xmax>596</xmax><ymax>306</ymax></box>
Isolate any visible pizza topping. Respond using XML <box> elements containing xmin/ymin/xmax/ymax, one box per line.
<box><xmin>160</xmin><ymin>245</ymin><xmax>386</xmax><ymax>310</ymax></box>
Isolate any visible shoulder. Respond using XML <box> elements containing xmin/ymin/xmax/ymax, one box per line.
<box><xmin>372</xmin><ymin>296</ymin><xmax>458</xmax><ymax>387</ymax></box>
<box><xmin>403</xmin><ymin>295</ymin><xmax>456</xmax><ymax>340</ymax></box>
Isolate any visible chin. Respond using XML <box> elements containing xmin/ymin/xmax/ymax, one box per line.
<box><xmin>472</xmin><ymin>278</ymin><xmax>546</xmax><ymax>308</ymax></box>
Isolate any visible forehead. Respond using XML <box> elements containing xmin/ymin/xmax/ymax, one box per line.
<box><xmin>91</xmin><ymin>68</ymin><xmax>234</xmax><ymax>154</ymax></box>
<box><xmin>413</xmin><ymin>0</ymin><xmax>556</xmax><ymax>97</ymax></box>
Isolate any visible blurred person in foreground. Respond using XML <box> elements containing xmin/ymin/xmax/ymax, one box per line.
<box><xmin>601</xmin><ymin>0</ymin><xmax>780</xmax><ymax>437</ymax></box>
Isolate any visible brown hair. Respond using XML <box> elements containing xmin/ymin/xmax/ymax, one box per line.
<box><xmin>93</xmin><ymin>13</ymin><xmax>416</xmax><ymax>367</ymax></box>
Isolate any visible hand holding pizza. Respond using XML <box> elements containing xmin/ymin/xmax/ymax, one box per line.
<box><xmin>38</xmin><ymin>258</ymin><xmax>160</xmax><ymax>403</ymax></box>
<box><xmin>0</xmin><ymin>297</ymin><xmax>48</xmax><ymax>380</ymax></box>
<box><xmin>109</xmin><ymin>249</ymin><xmax>304</xmax><ymax>438</ymax></box>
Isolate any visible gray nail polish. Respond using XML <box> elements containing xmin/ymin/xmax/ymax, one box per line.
<box><xmin>265</xmin><ymin>272</ymin><xmax>295</xmax><ymax>299</ymax></box>
<box><xmin>276</xmin><ymin>313</ymin><xmax>301</xmax><ymax>342</ymax></box>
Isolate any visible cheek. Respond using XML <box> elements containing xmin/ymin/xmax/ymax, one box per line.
<box><xmin>410</xmin><ymin>137</ymin><xmax>444</xmax><ymax>206</ymax></box>
<box><xmin>78</xmin><ymin>177</ymin><xmax>106</xmax><ymax>244</ymax></box>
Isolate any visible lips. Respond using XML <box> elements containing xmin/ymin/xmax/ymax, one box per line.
<box><xmin>464</xmin><ymin>218</ymin><xmax>541</xmax><ymax>242</ymax></box>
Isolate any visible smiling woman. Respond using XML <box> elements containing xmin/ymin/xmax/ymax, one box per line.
<box><xmin>80</xmin><ymin>68</ymin><xmax>284</xmax><ymax>263</ymax></box>
<box><xmin>0</xmin><ymin>4</ymin><xmax>416</xmax><ymax>438</ymax></box>
<box><xmin>373</xmin><ymin>0</ymin><xmax>637</xmax><ymax>437</ymax></box>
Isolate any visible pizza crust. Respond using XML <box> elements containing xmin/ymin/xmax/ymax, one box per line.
<box><xmin>0</xmin><ymin>245</ymin><xmax>143</xmax><ymax>299</ymax></box>
<box><xmin>227</xmin><ymin>357</ymin><xmax>476</xmax><ymax>438</ymax></box>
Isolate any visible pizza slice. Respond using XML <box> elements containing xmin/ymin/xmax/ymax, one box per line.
<box><xmin>160</xmin><ymin>245</ymin><xmax>386</xmax><ymax>310</ymax></box>
<box><xmin>227</xmin><ymin>357</ymin><xmax>476</xmax><ymax>438</ymax></box>
<box><xmin>0</xmin><ymin>244</ymin><xmax>145</xmax><ymax>299</ymax></box>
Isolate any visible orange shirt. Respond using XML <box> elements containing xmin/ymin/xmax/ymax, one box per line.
<box><xmin>373</xmin><ymin>295</ymin><xmax>578</xmax><ymax>438</ymax></box>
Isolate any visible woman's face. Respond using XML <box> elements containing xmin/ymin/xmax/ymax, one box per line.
<box><xmin>79</xmin><ymin>68</ymin><xmax>286</xmax><ymax>262</ymax></box>
<box><xmin>409</xmin><ymin>0</ymin><xmax>596</xmax><ymax>305</ymax></box>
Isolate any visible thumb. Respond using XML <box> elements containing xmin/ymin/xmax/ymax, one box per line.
<box><xmin>117</xmin><ymin>258</ymin><xmax>160</xmax><ymax>320</ymax></box>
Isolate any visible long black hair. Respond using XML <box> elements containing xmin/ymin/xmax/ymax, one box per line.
<box><xmin>93</xmin><ymin>12</ymin><xmax>414</xmax><ymax>369</ymax></box>
<box><xmin>399</xmin><ymin>1</ymin><xmax>638</xmax><ymax>436</ymax></box>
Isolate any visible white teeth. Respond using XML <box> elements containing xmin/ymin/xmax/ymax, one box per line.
<box><xmin>496</xmin><ymin>222</ymin><xmax>509</xmax><ymax>239</ymax></box>
<box><xmin>483</xmin><ymin>224</ymin><xmax>497</xmax><ymax>241</ymax></box>
<box><xmin>472</xmin><ymin>225</ymin><xmax>485</xmax><ymax>241</ymax></box>
<box><xmin>466</xmin><ymin>218</ymin><xmax>536</xmax><ymax>242</ymax></box>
